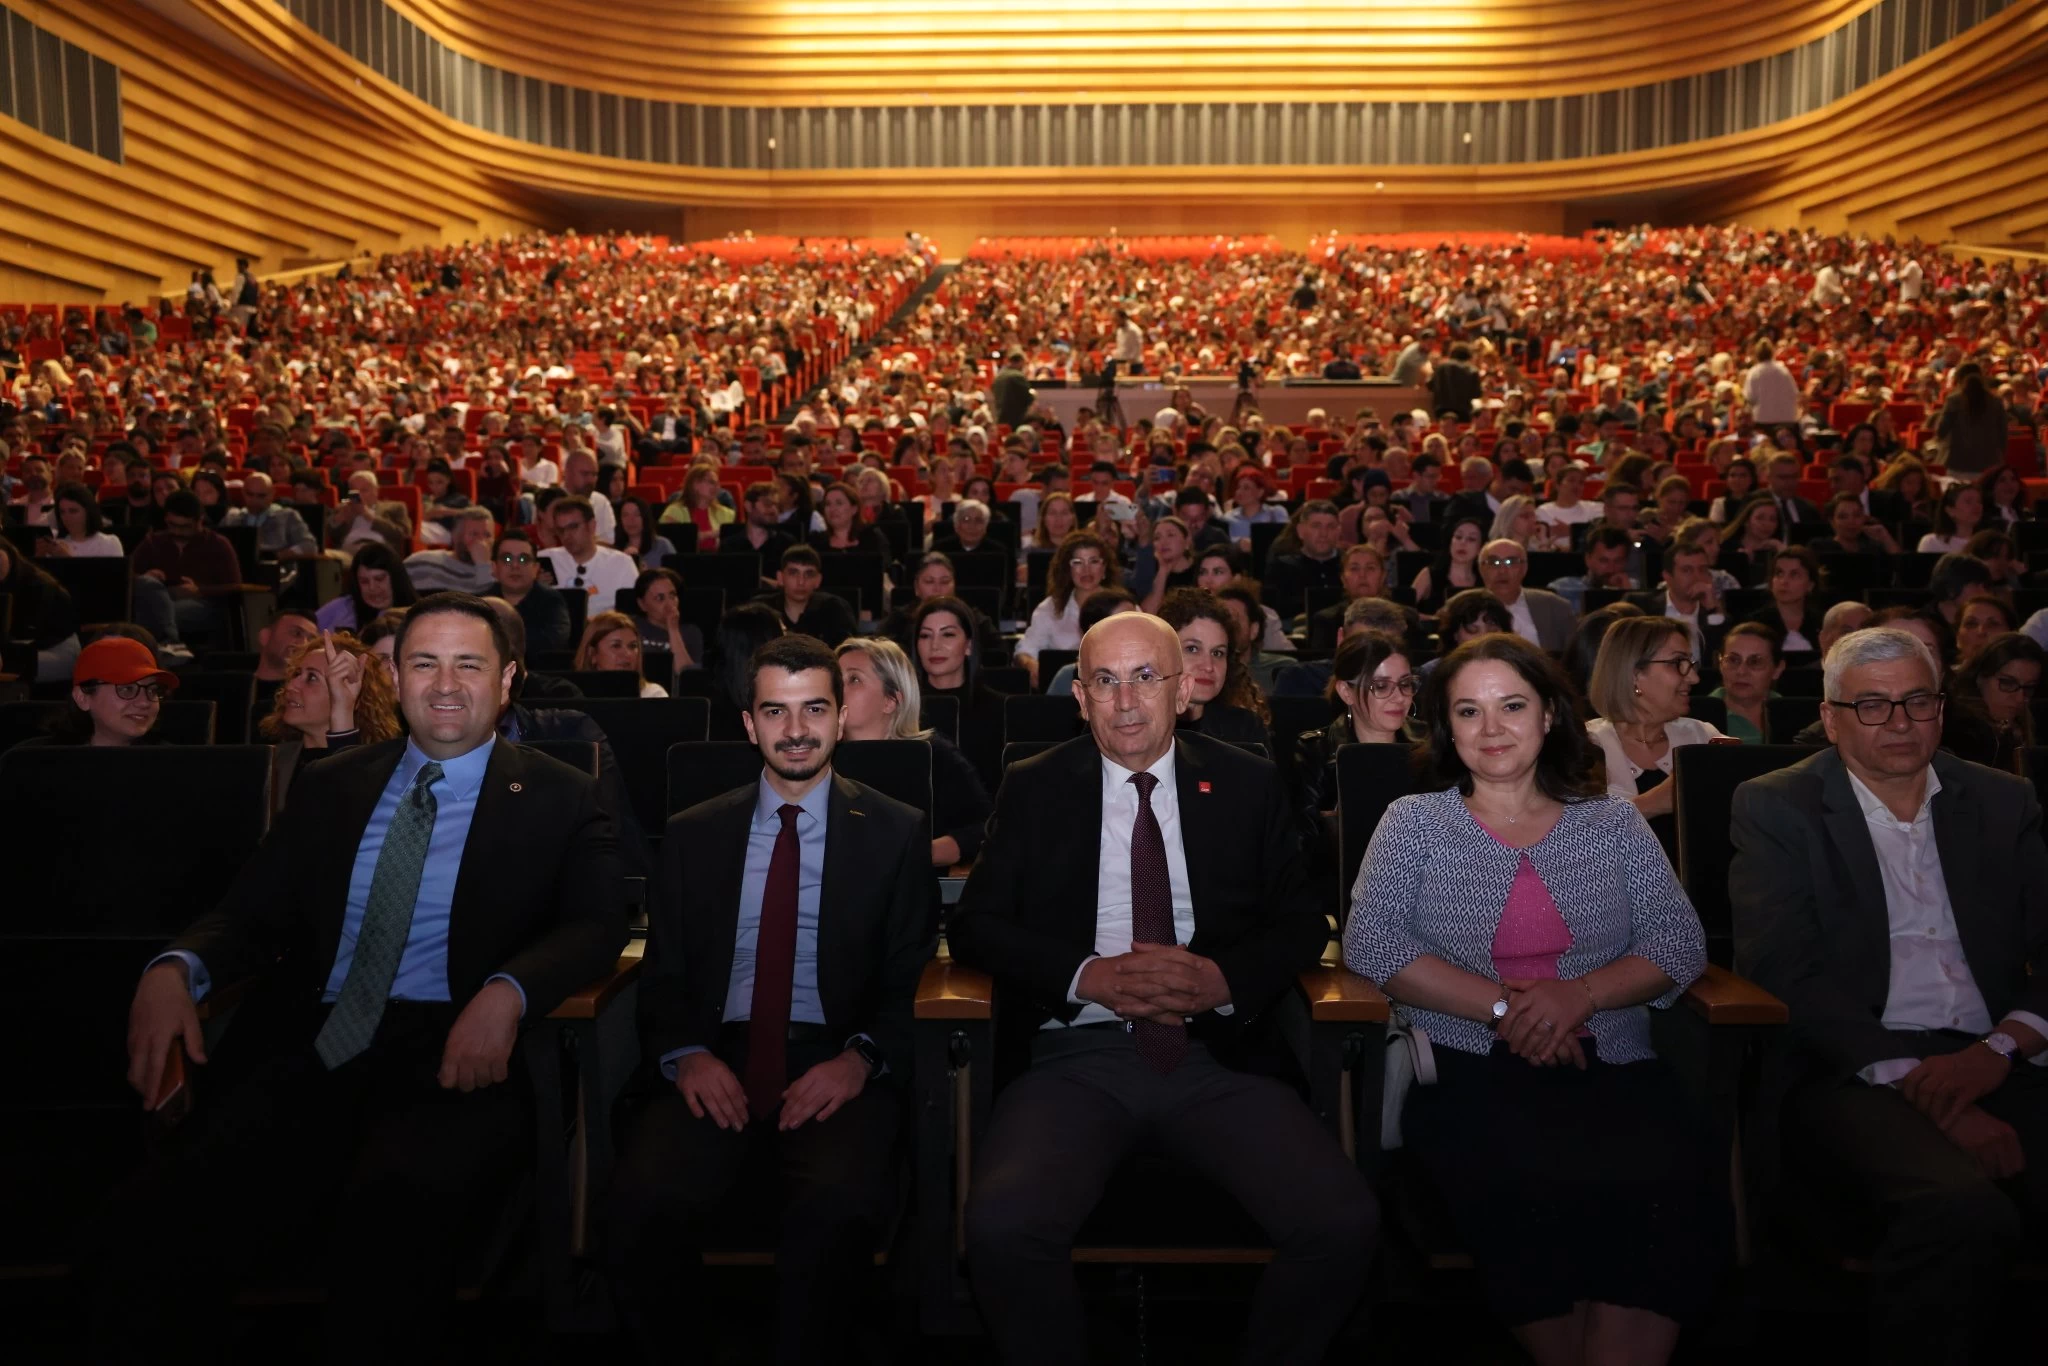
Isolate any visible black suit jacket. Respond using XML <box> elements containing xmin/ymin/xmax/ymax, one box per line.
<box><xmin>1730</xmin><ymin>747</ymin><xmax>2048</xmax><ymax>1084</ymax></box>
<box><xmin>1623</xmin><ymin>591</ymin><xmax>1729</xmax><ymax>658</ymax></box>
<box><xmin>641</xmin><ymin>771</ymin><xmax>937</xmax><ymax>1081</ymax></box>
<box><xmin>172</xmin><ymin>739</ymin><xmax>628</xmax><ymax>1039</ymax></box>
<box><xmin>949</xmin><ymin>733</ymin><xmax>1327</xmax><ymax>1078</ymax></box>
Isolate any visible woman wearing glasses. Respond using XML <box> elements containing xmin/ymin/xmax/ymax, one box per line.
<box><xmin>1583</xmin><ymin>616</ymin><xmax>1728</xmax><ymax>864</ymax></box>
<box><xmin>32</xmin><ymin>635</ymin><xmax>178</xmax><ymax>747</ymax></box>
<box><xmin>1948</xmin><ymin>633</ymin><xmax>2045</xmax><ymax>772</ymax></box>
<box><xmin>1294</xmin><ymin>629</ymin><xmax>1421</xmax><ymax>882</ymax></box>
<box><xmin>1158</xmin><ymin>588</ymin><xmax>1268</xmax><ymax>745</ymax></box>
<box><xmin>1014</xmin><ymin>529</ymin><xmax>1117</xmax><ymax>689</ymax></box>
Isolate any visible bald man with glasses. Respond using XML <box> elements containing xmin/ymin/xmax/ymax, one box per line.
<box><xmin>950</xmin><ymin>613</ymin><xmax>1377</xmax><ymax>1365</ymax></box>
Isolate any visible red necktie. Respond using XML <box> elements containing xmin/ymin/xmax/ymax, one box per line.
<box><xmin>1128</xmin><ymin>772</ymin><xmax>1188</xmax><ymax>1073</ymax></box>
<box><xmin>745</xmin><ymin>804</ymin><xmax>803</xmax><ymax>1122</ymax></box>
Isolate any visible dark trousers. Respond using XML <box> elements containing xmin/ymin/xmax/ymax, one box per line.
<box><xmin>81</xmin><ymin>1001</ymin><xmax>532</xmax><ymax>1366</ymax></box>
<box><xmin>603</xmin><ymin>1029</ymin><xmax>900</xmax><ymax>1366</ymax></box>
<box><xmin>1786</xmin><ymin>1031</ymin><xmax>2048</xmax><ymax>1366</ymax></box>
<box><xmin>965</xmin><ymin>1026</ymin><xmax>1379</xmax><ymax>1366</ymax></box>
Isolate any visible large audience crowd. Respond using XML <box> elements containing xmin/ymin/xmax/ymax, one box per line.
<box><xmin>8</xmin><ymin>224</ymin><xmax>2048</xmax><ymax>1364</ymax></box>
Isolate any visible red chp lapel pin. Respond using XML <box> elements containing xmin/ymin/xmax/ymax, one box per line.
<box><xmin>1198</xmin><ymin>781</ymin><xmax>1211</xmax><ymax>794</ymax></box>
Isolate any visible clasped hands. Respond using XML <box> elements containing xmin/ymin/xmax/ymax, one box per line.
<box><xmin>1898</xmin><ymin>1046</ymin><xmax>2024</xmax><ymax>1180</ymax></box>
<box><xmin>1495</xmin><ymin>977</ymin><xmax>1598</xmax><ymax>1070</ymax></box>
<box><xmin>1078</xmin><ymin>943</ymin><xmax>1231</xmax><ymax>1026</ymax></box>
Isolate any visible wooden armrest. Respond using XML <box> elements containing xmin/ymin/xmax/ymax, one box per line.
<box><xmin>1301</xmin><ymin>965</ymin><xmax>1389</xmax><ymax>1023</ymax></box>
<box><xmin>546</xmin><ymin>955</ymin><xmax>643</xmax><ymax>1021</ymax></box>
<box><xmin>945</xmin><ymin>861</ymin><xmax>974</xmax><ymax>879</ymax></box>
<box><xmin>916</xmin><ymin>957</ymin><xmax>994</xmax><ymax>1020</ymax></box>
<box><xmin>1681</xmin><ymin>963</ymin><xmax>1788</xmax><ymax>1026</ymax></box>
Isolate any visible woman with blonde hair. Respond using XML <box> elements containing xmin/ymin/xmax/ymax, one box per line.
<box><xmin>1584</xmin><ymin>614</ymin><xmax>1728</xmax><ymax>863</ymax></box>
<box><xmin>575</xmin><ymin>609</ymin><xmax>667</xmax><ymax>697</ymax></box>
<box><xmin>259</xmin><ymin>630</ymin><xmax>400</xmax><ymax>814</ymax></box>
<box><xmin>1490</xmin><ymin>493</ymin><xmax>1567</xmax><ymax>552</ymax></box>
<box><xmin>835</xmin><ymin>637</ymin><xmax>991</xmax><ymax>866</ymax></box>
<box><xmin>657</xmin><ymin>461</ymin><xmax>732</xmax><ymax>551</ymax></box>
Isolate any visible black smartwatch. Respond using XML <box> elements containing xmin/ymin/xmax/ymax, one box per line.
<box><xmin>849</xmin><ymin>1036</ymin><xmax>885</xmax><ymax>1079</ymax></box>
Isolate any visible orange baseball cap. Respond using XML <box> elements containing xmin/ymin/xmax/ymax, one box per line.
<box><xmin>72</xmin><ymin>637</ymin><xmax>180</xmax><ymax>691</ymax></box>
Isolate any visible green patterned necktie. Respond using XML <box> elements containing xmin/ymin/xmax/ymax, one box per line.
<box><xmin>314</xmin><ymin>761</ymin><xmax>444</xmax><ymax>1069</ymax></box>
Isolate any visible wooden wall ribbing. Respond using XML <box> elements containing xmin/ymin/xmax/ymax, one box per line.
<box><xmin>382</xmin><ymin>0</ymin><xmax>1894</xmax><ymax>103</ymax></box>
<box><xmin>0</xmin><ymin>0</ymin><xmax>551</xmax><ymax>303</ymax></box>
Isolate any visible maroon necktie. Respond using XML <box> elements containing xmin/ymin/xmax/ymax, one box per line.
<box><xmin>744</xmin><ymin>803</ymin><xmax>803</xmax><ymax>1122</ymax></box>
<box><xmin>1128</xmin><ymin>772</ymin><xmax>1188</xmax><ymax>1073</ymax></box>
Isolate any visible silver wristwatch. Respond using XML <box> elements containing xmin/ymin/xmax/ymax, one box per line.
<box><xmin>1980</xmin><ymin>1031</ymin><xmax>2020</xmax><ymax>1062</ymax></box>
<box><xmin>1489</xmin><ymin>993</ymin><xmax>1510</xmax><ymax>1029</ymax></box>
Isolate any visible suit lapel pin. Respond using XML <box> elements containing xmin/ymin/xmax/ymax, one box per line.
<box><xmin>509</xmin><ymin>782</ymin><xmax>523</xmax><ymax>793</ymax></box>
<box><xmin>1198</xmin><ymin>781</ymin><xmax>1212</xmax><ymax>794</ymax></box>
<box><xmin>848</xmin><ymin>808</ymin><xmax>864</xmax><ymax>816</ymax></box>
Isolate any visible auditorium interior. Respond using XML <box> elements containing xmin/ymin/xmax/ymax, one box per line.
<box><xmin>4</xmin><ymin>0</ymin><xmax>2048</xmax><ymax>1362</ymax></box>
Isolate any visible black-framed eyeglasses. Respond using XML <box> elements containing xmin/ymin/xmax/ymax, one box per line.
<box><xmin>82</xmin><ymin>681</ymin><xmax>166</xmax><ymax>702</ymax></box>
<box><xmin>1081</xmin><ymin>668</ymin><xmax>1180</xmax><ymax>702</ymax></box>
<box><xmin>1827</xmin><ymin>692</ymin><xmax>1945</xmax><ymax>726</ymax></box>
<box><xmin>1642</xmin><ymin>654</ymin><xmax>1696</xmax><ymax>678</ymax></box>
<box><xmin>497</xmin><ymin>553</ymin><xmax>534</xmax><ymax>565</ymax></box>
<box><xmin>1361</xmin><ymin>675</ymin><xmax>1421</xmax><ymax>699</ymax></box>
<box><xmin>1991</xmin><ymin>675</ymin><xmax>2039</xmax><ymax>697</ymax></box>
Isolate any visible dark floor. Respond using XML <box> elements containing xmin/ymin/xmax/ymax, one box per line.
<box><xmin>5</xmin><ymin>1262</ymin><xmax>1885</xmax><ymax>1366</ymax></box>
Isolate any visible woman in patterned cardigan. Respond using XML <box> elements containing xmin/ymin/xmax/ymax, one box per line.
<box><xmin>1344</xmin><ymin>632</ymin><xmax>1718</xmax><ymax>1366</ymax></box>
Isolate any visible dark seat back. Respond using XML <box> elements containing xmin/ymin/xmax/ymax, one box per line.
<box><xmin>518</xmin><ymin>739</ymin><xmax>600</xmax><ymax>777</ymax></box>
<box><xmin>1004</xmin><ymin>692</ymin><xmax>1082</xmax><ymax>743</ymax></box>
<box><xmin>43</xmin><ymin>558</ymin><xmax>132</xmax><ymax>624</ymax></box>
<box><xmin>0</xmin><ymin>700</ymin><xmax>216</xmax><ymax>752</ymax></box>
<box><xmin>672</xmin><ymin>553</ymin><xmax>762</xmax><ymax>600</ymax></box>
<box><xmin>529</xmin><ymin>669</ymin><xmax>642</xmax><ymax>699</ymax></box>
<box><xmin>1035</xmin><ymin>650</ymin><xmax>1077</xmax><ymax>692</ymax></box>
<box><xmin>1335</xmin><ymin>743</ymin><xmax>1419</xmax><ymax>918</ymax></box>
<box><xmin>1765</xmin><ymin>696</ymin><xmax>1823</xmax><ymax>742</ymax></box>
<box><xmin>1672</xmin><ymin>744</ymin><xmax>1812</xmax><ymax>956</ymax></box>
<box><xmin>173</xmin><ymin>672</ymin><xmax>257</xmax><ymax>744</ymax></box>
<box><xmin>1687</xmin><ymin>695</ymin><xmax>1728</xmax><ymax>733</ymax></box>
<box><xmin>535</xmin><ymin>697</ymin><xmax>709</xmax><ymax>839</ymax></box>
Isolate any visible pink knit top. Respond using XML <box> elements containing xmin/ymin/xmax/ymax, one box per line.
<box><xmin>1475</xmin><ymin>821</ymin><xmax>1574</xmax><ymax>981</ymax></box>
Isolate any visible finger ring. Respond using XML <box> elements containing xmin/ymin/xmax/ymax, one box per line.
<box><xmin>1538</xmin><ymin>1019</ymin><xmax>1554</xmax><ymax>1030</ymax></box>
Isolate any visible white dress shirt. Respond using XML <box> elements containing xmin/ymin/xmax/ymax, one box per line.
<box><xmin>1504</xmin><ymin>592</ymin><xmax>1541</xmax><ymax>647</ymax></box>
<box><xmin>1849</xmin><ymin>770</ymin><xmax>2048</xmax><ymax>1085</ymax></box>
<box><xmin>1058</xmin><ymin>748</ymin><xmax>1198</xmax><ymax>1027</ymax></box>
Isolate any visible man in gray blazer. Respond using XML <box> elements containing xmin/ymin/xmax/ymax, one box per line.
<box><xmin>1729</xmin><ymin>626</ymin><xmax>2048</xmax><ymax>1366</ymax></box>
<box><xmin>1477</xmin><ymin>538</ymin><xmax>1578</xmax><ymax>652</ymax></box>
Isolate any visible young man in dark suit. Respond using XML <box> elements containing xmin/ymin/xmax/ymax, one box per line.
<box><xmin>101</xmin><ymin>593</ymin><xmax>628</xmax><ymax>1360</ymax></box>
<box><xmin>950</xmin><ymin>613</ymin><xmax>1378</xmax><ymax>1365</ymax></box>
<box><xmin>605</xmin><ymin>633</ymin><xmax>936</xmax><ymax>1363</ymax></box>
<box><xmin>1731</xmin><ymin>626</ymin><xmax>2048</xmax><ymax>1366</ymax></box>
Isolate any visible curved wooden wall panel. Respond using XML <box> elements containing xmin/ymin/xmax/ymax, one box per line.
<box><xmin>0</xmin><ymin>0</ymin><xmax>550</xmax><ymax>303</ymax></box>
<box><xmin>373</xmin><ymin>0</ymin><xmax>1904</xmax><ymax>103</ymax></box>
<box><xmin>259</xmin><ymin>0</ymin><xmax>2020</xmax><ymax>171</ymax></box>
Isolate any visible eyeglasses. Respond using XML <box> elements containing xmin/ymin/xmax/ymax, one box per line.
<box><xmin>1828</xmin><ymin>692</ymin><xmax>1945</xmax><ymax>726</ymax></box>
<box><xmin>1991</xmin><ymin>675</ymin><xmax>2039</xmax><ymax>697</ymax></box>
<box><xmin>1642</xmin><ymin>654</ymin><xmax>1696</xmax><ymax>678</ymax></box>
<box><xmin>1068</xmin><ymin>556</ymin><xmax>1106</xmax><ymax>571</ymax></box>
<box><xmin>1081</xmin><ymin>668</ymin><xmax>1180</xmax><ymax>702</ymax></box>
<box><xmin>497</xmin><ymin>553</ymin><xmax>534</xmax><ymax>565</ymax></box>
<box><xmin>82</xmin><ymin>681</ymin><xmax>166</xmax><ymax>702</ymax></box>
<box><xmin>1480</xmin><ymin>556</ymin><xmax>1524</xmax><ymax>569</ymax></box>
<box><xmin>1361</xmin><ymin>675</ymin><xmax>1421</xmax><ymax>699</ymax></box>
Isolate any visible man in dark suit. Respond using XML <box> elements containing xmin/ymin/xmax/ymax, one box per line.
<box><xmin>1305</xmin><ymin>544</ymin><xmax>1393</xmax><ymax>652</ymax></box>
<box><xmin>1626</xmin><ymin>541</ymin><xmax>1729</xmax><ymax>660</ymax></box>
<box><xmin>1763</xmin><ymin>452</ymin><xmax>1825</xmax><ymax>530</ymax></box>
<box><xmin>756</xmin><ymin>544</ymin><xmax>856</xmax><ymax>647</ymax></box>
<box><xmin>1477</xmin><ymin>537</ymin><xmax>1580</xmax><ymax>651</ymax></box>
<box><xmin>1259</xmin><ymin>498</ymin><xmax>1346</xmax><ymax>621</ymax></box>
<box><xmin>99</xmin><ymin>593</ymin><xmax>627</xmax><ymax>1360</ymax></box>
<box><xmin>1730</xmin><ymin>626</ymin><xmax>2048</xmax><ymax>1366</ymax></box>
<box><xmin>605</xmin><ymin>634</ymin><xmax>936</xmax><ymax>1363</ymax></box>
<box><xmin>951</xmin><ymin>613</ymin><xmax>1378</xmax><ymax>1365</ymax></box>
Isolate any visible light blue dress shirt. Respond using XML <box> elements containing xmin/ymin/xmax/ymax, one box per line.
<box><xmin>157</xmin><ymin>736</ymin><xmax>524</xmax><ymax>1014</ymax></box>
<box><xmin>663</xmin><ymin>771</ymin><xmax>832</xmax><ymax>1077</ymax></box>
<box><xmin>321</xmin><ymin>736</ymin><xmax>501</xmax><ymax>1006</ymax></box>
